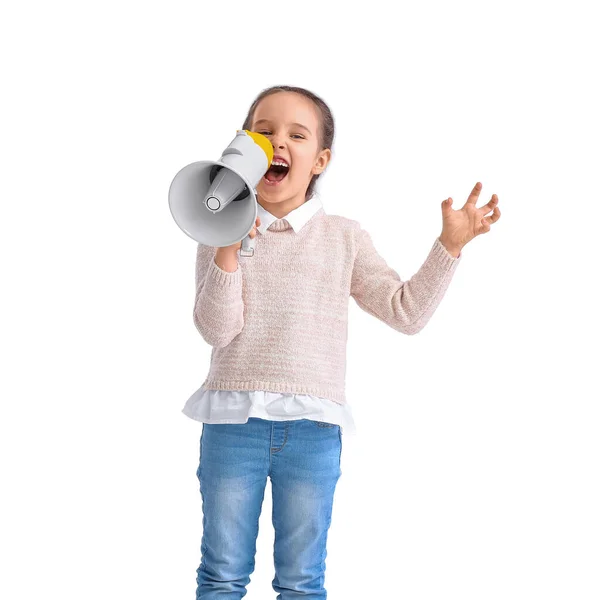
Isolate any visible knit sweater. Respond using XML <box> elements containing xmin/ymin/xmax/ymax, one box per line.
<box><xmin>193</xmin><ymin>202</ymin><xmax>462</xmax><ymax>405</ymax></box>
<box><xmin>183</xmin><ymin>196</ymin><xmax>358</xmax><ymax>434</ymax></box>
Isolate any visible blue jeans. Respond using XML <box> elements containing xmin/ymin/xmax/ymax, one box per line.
<box><xmin>195</xmin><ymin>417</ymin><xmax>343</xmax><ymax>599</ymax></box>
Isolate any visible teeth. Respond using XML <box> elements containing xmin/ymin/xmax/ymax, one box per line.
<box><xmin>271</xmin><ymin>159</ymin><xmax>289</xmax><ymax>167</ymax></box>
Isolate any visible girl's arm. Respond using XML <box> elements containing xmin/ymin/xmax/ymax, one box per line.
<box><xmin>193</xmin><ymin>243</ymin><xmax>245</xmax><ymax>347</ymax></box>
<box><xmin>350</xmin><ymin>224</ymin><xmax>462</xmax><ymax>335</ymax></box>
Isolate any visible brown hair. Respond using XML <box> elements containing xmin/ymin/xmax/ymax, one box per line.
<box><xmin>241</xmin><ymin>85</ymin><xmax>335</xmax><ymax>202</ymax></box>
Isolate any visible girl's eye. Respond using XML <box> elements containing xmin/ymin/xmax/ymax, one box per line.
<box><xmin>259</xmin><ymin>131</ymin><xmax>304</xmax><ymax>139</ymax></box>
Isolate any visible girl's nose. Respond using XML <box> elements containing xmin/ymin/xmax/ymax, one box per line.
<box><xmin>270</xmin><ymin>134</ymin><xmax>286</xmax><ymax>150</ymax></box>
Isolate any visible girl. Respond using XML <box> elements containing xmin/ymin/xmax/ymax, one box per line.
<box><xmin>182</xmin><ymin>85</ymin><xmax>501</xmax><ymax>599</ymax></box>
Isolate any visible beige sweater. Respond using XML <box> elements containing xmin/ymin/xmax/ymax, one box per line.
<box><xmin>193</xmin><ymin>207</ymin><xmax>462</xmax><ymax>405</ymax></box>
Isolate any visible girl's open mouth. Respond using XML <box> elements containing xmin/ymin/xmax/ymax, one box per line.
<box><xmin>263</xmin><ymin>162</ymin><xmax>289</xmax><ymax>186</ymax></box>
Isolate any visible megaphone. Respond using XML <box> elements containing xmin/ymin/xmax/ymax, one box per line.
<box><xmin>168</xmin><ymin>129</ymin><xmax>273</xmax><ymax>257</ymax></box>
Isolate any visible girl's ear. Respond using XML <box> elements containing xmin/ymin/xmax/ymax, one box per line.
<box><xmin>312</xmin><ymin>148</ymin><xmax>331</xmax><ymax>175</ymax></box>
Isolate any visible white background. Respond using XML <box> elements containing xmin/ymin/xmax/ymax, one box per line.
<box><xmin>2</xmin><ymin>1</ymin><xmax>589</xmax><ymax>598</ymax></box>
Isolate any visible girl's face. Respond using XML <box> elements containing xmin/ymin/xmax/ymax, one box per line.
<box><xmin>251</xmin><ymin>92</ymin><xmax>331</xmax><ymax>209</ymax></box>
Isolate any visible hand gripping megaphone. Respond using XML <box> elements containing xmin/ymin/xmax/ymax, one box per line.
<box><xmin>168</xmin><ymin>130</ymin><xmax>273</xmax><ymax>257</ymax></box>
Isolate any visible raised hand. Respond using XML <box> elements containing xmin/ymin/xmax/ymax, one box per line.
<box><xmin>439</xmin><ymin>182</ymin><xmax>501</xmax><ymax>254</ymax></box>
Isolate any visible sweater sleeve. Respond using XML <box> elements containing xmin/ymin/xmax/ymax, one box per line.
<box><xmin>193</xmin><ymin>243</ymin><xmax>245</xmax><ymax>347</ymax></box>
<box><xmin>350</xmin><ymin>223</ymin><xmax>462</xmax><ymax>335</ymax></box>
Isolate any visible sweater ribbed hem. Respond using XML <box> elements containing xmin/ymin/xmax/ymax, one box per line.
<box><xmin>434</xmin><ymin>237</ymin><xmax>462</xmax><ymax>264</ymax></box>
<box><xmin>202</xmin><ymin>379</ymin><xmax>347</xmax><ymax>406</ymax></box>
<box><xmin>207</xmin><ymin>256</ymin><xmax>243</xmax><ymax>286</ymax></box>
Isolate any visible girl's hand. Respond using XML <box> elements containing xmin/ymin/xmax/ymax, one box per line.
<box><xmin>440</xmin><ymin>182</ymin><xmax>501</xmax><ymax>253</ymax></box>
<box><xmin>218</xmin><ymin>216</ymin><xmax>261</xmax><ymax>252</ymax></box>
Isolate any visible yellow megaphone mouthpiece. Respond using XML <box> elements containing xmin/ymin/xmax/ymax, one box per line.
<box><xmin>241</xmin><ymin>129</ymin><xmax>274</xmax><ymax>169</ymax></box>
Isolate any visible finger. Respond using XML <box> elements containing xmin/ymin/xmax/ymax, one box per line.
<box><xmin>483</xmin><ymin>205</ymin><xmax>501</xmax><ymax>224</ymax></box>
<box><xmin>466</xmin><ymin>181</ymin><xmax>482</xmax><ymax>205</ymax></box>
<box><xmin>442</xmin><ymin>197</ymin><xmax>453</xmax><ymax>212</ymax></box>
<box><xmin>480</xmin><ymin>194</ymin><xmax>499</xmax><ymax>216</ymax></box>
<box><xmin>250</xmin><ymin>217</ymin><xmax>261</xmax><ymax>237</ymax></box>
<box><xmin>479</xmin><ymin>206</ymin><xmax>500</xmax><ymax>232</ymax></box>
<box><xmin>489</xmin><ymin>206</ymin><xmax>501</xmax><ymax>222</ymax></box>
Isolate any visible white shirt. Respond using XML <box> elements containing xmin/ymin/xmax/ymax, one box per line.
<box><xmin>181</xmin><ymin>194</ymin><xmax>357</xmax><ymax>436</ymax></box>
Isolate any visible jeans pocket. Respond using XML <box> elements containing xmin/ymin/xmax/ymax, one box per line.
<box><xmin>314</xmin><ymin>420</ymin><xmax>337</xmax><ymax>428</ymax></box>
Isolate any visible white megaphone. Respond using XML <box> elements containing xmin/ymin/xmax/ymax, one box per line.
<box><xmin>168</xmin><ymin>129</ymin><xmax>273</xmax><ymax>257</ymax></box>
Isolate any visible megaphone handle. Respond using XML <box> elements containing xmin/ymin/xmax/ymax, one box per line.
<box><xmin>240</xmin><ymin>235</ymin><xmax>255</xmax><ymax>257</ymax></box>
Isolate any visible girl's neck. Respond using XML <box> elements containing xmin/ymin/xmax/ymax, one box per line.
<box><xmin>257</xmin><ymin>193</ymin><xmax>307</xmax><ymax>219</ymax></box>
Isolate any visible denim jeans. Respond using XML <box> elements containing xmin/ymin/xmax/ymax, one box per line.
<box><xmin>195</xmin><ymin>417</ymin><xmax>343</xmax><ymax>599</ymax></box>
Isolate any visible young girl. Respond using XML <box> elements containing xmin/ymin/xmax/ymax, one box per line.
<box><xmin>182</xmin><ymin>85</ymin><xmax>501</xmax><ymax>599</ymax></box>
